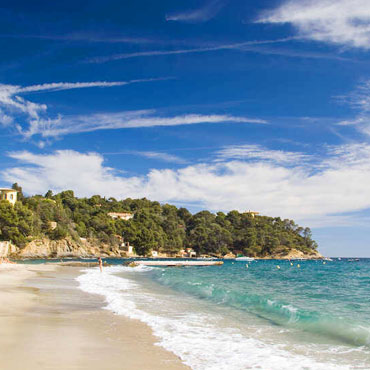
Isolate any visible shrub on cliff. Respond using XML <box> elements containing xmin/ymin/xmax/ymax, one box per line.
<box><xmin>0</xmin><ymin>201</ymin><xmax>33</xmax><ymax>246</ymax></box>
<box><xmin>0</xmin><ymin>188</ymin><xmax>318</xmax><ymax>256</ymax></box>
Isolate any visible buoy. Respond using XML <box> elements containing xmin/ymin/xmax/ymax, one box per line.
<box><xmin>290</xmin><ymin>262</ymin><xmax>293</xmax><ymax>266</ymax></box>
<box><xmin>323</xmin><ymin>261</ymin><xmax>326</xmax><ymax>265</ymax></box>
<box><xmin>297</xmin><ymin>264</ymin><xmax>300</xmax><ymax>268</ymax></box>
<box><xmin>246</xmin><ymin>264</ymin><xmax>249</xmax><ymax>269</ymax></box>
<box><xmin>276</xmin><ymin>265</ymin><xmax>281</xmax><ymax>269</ymax></box>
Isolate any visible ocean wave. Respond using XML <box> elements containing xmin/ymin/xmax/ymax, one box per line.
<box><xmin>76</xmin><ymin>267</ymin><xmax>349</xmax><ymax>370</ymax></box>
<box><xmin>152</xmin><ymin>269</ymin><xmax>370</xmax><ymax>348</ymax></box>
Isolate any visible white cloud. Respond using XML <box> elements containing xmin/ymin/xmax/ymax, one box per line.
<box><xmin>130</xmin><ymin>151</ymin><xmax>187</xmax><ymax>164</ymax></box>
<box><xmin>104</xmin><ymin>149</ymin><xmax>187</xmax><ymax>164</ymax></box>
<box><xmin>258</xmin><ymin>0</ymin><xmax>370</xmax><ymax>49</ymax></box>
<box><xmin>5</xmin><ymin>144</ymin><xmax>370</xmax><ymax>227</ymax></box>
<box><xmin>0</xmin><ymin>80</ymin><xmax>264</xmax><ymax>139</ymax></box>
<box><xmin>0</xmin><ymin>80</ymin><xmax>153</xmax><ymax>124</ymax></box>
<box><xmin>0</xmin><ymin>84</ymin><xmax>47</xmax><ymax>120</ymax></box>
<box><xmin>0</xmin><ymin>79</ymin><xmax>174</xmax><ymax>139</ymax></box>
<box><xmin>342</xmin><ymin>80</ymin><xmax>370</xmax><ymax>113</ymax></box>
<box><xmin>166</xmin><ymin>0</ymin><xmax>225</xmax><ymax>23</ymax></box>
<box><xmin>17</xmin><ymin>110</ymin><xmax>265</xmax><ymax>138</ymax></box>
<box><xmin>0</xmin><ymin>108</ymin><xmax>14</xmax><ymax>126</ymax></box>
<box><xmin>336</xmin><ymin>80</ymin><xmax>370</xmax><ymax>135</ymax></box>
<box><xmin>215</xmin><ymin>144</ymin><xmax>311</xmax><ymax>165</ymax></box>
<box><xmin>16</xmin><ymin>80</ymin><xmax>144</xmax><ymax>93</ymax></box>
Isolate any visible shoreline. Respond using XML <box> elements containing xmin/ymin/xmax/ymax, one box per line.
<box><xmin>0</xmin><ymin>263</ymin><xmax>188</xmax><ymax>370</ymax></box>
<box><xmin>11</xmin><ymin>253</ymin><xmax>325</xmax><ymax>262</ymax></box>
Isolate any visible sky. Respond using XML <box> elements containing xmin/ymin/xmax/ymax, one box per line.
<box><xmin>2</xmin><ymin>0</ymin><xmax>370</xmax><ymax>256</ymax></box>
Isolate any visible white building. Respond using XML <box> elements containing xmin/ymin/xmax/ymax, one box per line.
<box><xmin>245</xmin><ymin>211</ymin><xmax>259</xmax><ymax>218</ymax></box>
<box><xmin>0</xmin><ymin>188</ymin><xmax>17</xmax><ymax>206</ymax></box>
<box><xmin>107</xmin><ymin>212</ymin><xmax>134</xmax><ymax>221</ymax></box>
<box><xmin>120</xmin><ymin>242</ymin><xmax>134</xmax><ymax>255</ymax></box>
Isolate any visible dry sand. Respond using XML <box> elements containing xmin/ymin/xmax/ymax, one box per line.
<box><xmin>0</xmin><ymin>263</ymin><xmax>188</xmax><ymax>370</ymax></box>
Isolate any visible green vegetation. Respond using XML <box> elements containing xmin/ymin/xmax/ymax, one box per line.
<box><xmin>0</xmin><ymin>184</ymin><xmax>318</xmax><ymax>256</ymax></box>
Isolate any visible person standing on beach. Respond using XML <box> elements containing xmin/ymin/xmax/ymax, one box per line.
<box><xmin>98</xmin><ymin>257</ymin><xmax>103</xmax><ymax>272</ymax></box>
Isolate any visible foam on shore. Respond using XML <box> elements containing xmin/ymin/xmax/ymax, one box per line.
<box><xmin>77</xmin><ymin>266</ymin><xmax>349</xmax><ymax>370</ymax></box>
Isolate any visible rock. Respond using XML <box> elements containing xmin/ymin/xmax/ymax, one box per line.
<box><xmin>223</xmin><ymin>252</ymin><xmax>236</xmax><ymax>259</ymax></box>
<box><xmin>128</xmin><ymin>262</ymin><xmax>139</xmax><ymax>267</ymax></box>
<box><xmin>257</xmin><ymin>248</ymin><xmax>323</xmax><ymax>260</ymax></box>
<box><xmin>0</xmin><ymin>241</ymin><xmax>19</xmax><ymax>257</ymax></box>
<box><xmin>13</xmin><ymin>238</ymin><xmax>125</xmax><ymax>259</ymax></box>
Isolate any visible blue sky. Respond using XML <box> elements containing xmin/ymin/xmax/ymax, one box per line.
<box><xmin>2</xmin><ymin>0</ymin><xmax>370</xmax><ymax>256</ymax></box>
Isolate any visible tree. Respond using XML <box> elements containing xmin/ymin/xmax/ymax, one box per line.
<box><xmin>133</xmin><ymin>228</ymin><xmax>156</xmax><ymax>256</ymax></box>
<box><xmin>0</xmin><ymin>201</ymin><xmax>32</xmax><ymax>246</ymax></box>
<box><xmin>12</xmin><ymin>183</ymin><xmax>24</xmax><ymax>202</ymax></box>
<box><xmin>177</xmin><ymin>207</ymin><xmax>192</xmax><ymax>224</ymax></box>
<box><xmin>50</xmin><ymin>225</ymin><xmax>68</xmax><ymax>240</ymax></box>
<box><xmin>0</xmin><ymin>189</ymin><xmax>318</xmax><ymax>256</ymax></box>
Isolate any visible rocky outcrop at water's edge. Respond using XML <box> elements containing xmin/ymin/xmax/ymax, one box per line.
<box><xmin>3</xmin><ymin>238</ymin><xmax>128</xmax><ymax>259</ymax></box>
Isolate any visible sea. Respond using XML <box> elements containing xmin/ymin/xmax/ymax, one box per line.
<box><xmin>75</xmin><ymin>258</ymin><xmax>370</xmax><ymax>370</ymax></box>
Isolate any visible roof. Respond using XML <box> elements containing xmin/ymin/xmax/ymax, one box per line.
<box><xmin>108</xmin><ymin>212</ymin><xmax>133</xmax><ymax>215</ymax></box>
<box><xmin>0</xmin><ymin>188</ymin><xmax>17</xmax><ymax>192</ymax></box>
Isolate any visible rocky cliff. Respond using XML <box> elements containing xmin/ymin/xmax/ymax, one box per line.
<box><xmin>0</xmin><ymin>241</ymin><xmax>18</xmax><ymax>257</ymax></box>
<box><xmin>2</xmin><ymin>239</ymin><xmax>323</xmax><ymax>260</ymax></box>
<box><xmin>258</xmin><ymin>248</ymin><xmax>323</xmax><ymax>260</ymax></box>
<box><xmin>5</xmin><ymin>238</ymin><xmax>127</xmax><ymax>259</ymax></box>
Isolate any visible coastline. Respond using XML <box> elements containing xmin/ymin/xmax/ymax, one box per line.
<box><xmin>0</xmin><ymin>263</ymin><xmax>188</xmax><ymax>370</ymax></box>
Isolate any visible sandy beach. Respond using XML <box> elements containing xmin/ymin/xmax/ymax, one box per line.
<box><xmin>0</xmin><ymin>263</ymin><xmax>188</xmax><ymax>370</ymax></box>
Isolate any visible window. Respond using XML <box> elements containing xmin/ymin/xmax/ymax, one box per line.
<box><xmin>10</xmin><ymin>194</ymin><xmax>13</xmax><ymax>200</ymax></box>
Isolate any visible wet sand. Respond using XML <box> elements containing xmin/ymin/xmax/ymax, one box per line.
<box><xmin>0</xmin><ymin>264</ymin><xmax>188</xmax><ymax>370</ymax></box>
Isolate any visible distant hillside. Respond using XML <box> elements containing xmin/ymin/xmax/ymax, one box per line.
<box><xmin>0</xmin><ymin>185</ymin><xmax>319</xmax><ymax>258</ymax></box>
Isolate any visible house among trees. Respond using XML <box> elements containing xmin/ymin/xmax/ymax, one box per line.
<box><xmin>151</xmin><ymin>250</ymin><xmax>158</xmax><ymax>257</ymax></box>
<box><xmin>107</xmin><ymin>212</ymin><xmax>134</xmax><ymax>221</ymax></box>
<box><xmin>185</xmin><ymin>248</ymin><xmax>197</xmax><ymax>258</ymax></box>
<box><xmin>0</xmin><ymin>187</ymin><xmax>319</xmax><ymax>257</ymax></box>
<box><xmin>245</xmin><ymin>211</ymin><xmax>259</xmax><ymax>218</ymax></box>
<box><xmin>0</xmin><ymin>188</ymin><xmax>17</xmax><ymax>206</ymax></box>
<box><xmin>119</xmin><ymin>241</ymin><xmax>134</xmax><ymax>256</ymax></box>
<box><xmin>178</xmin><ymin>248</ymin><xmax>197</xmax><ymax>258</ymax></box>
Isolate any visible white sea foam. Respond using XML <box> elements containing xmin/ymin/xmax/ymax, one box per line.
<box><xmin>76</xmin><ymin>266</ymin><xmax>350</xmax><ymax>370</ymax></box>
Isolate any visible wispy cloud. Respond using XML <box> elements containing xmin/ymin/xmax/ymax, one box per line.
<box><xmin>6</xmin><ymin>143</ymin><xmax>370</xmax><ymax>227</ymax></box>
<box><xmin>258</xmin><ymin>0</ymin><xmax>370</xmax><ymax>49</ymax></box>
<box><xmin>128</xmin><ymin>151</ymin><xmax>187</xmax><ymax>164</ymax></box>
<box><xmin>238</xmin><ymin>45</ymin><xmax>353</xmax><ymax>62</ymax></box>
<box><xmin>0</xmin><ymin>108</ymin><xmax>13</xmax><ymax>127</ymax></box>
<box><xmin>337</xmin><ymin>80</ymin><xmax>370</xmax><ymax>135</ymax></box>
<box><xmin>0</xmin><ymin>79</ymin><xmax>158</xmax><ymax>118</ymax></box>
<box><xmin>339</xmin><ymin>80</ymin><xmax>370</xmax><ymax>113</ymax></box>
<box><xmin>166</xmin><ymin>0</ymin><xmax>226</xmax><ymax>23</ymax></box>
<box><xmin>0</xmin><ymin>78</ymin><xmax>169</xmax><ymax>140</ymax></box>
<box><xmin>0</xmin><ymin>32</ymin><xmax>156</xmax><ymax>44</ymax></box>
<box><xmin>16</xmin><ymin>80</ymin><xmax>149</xmax><ymax>93</ymax></box>
<box><xmin>102</xmin><ymin>149</ymin><xmax>187</xmax><ymax>164</ymax></box>
<box><xmin>87</xmin><ymin>38</ymin><xmax>295</xmax><ymax>63</ymax></box>
<box><xmin>215</xmin><ymin>144</ymin><xmax>311</xmax><ymax>165</ymax></box>
<box><xmin>22</xmin><ymin>111</ymin><xmax>266</xmax><ymax>138</ymax></box>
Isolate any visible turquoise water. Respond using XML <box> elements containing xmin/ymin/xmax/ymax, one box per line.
<box><xmin>74</xmin><ymin>258</ymin><xmax>370</xmax><ymax>368</ymax></box>
<box><xmin>148</xmin><ymin>259</ymin><xmax>370</xmax><ymax>347</ymax></box>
